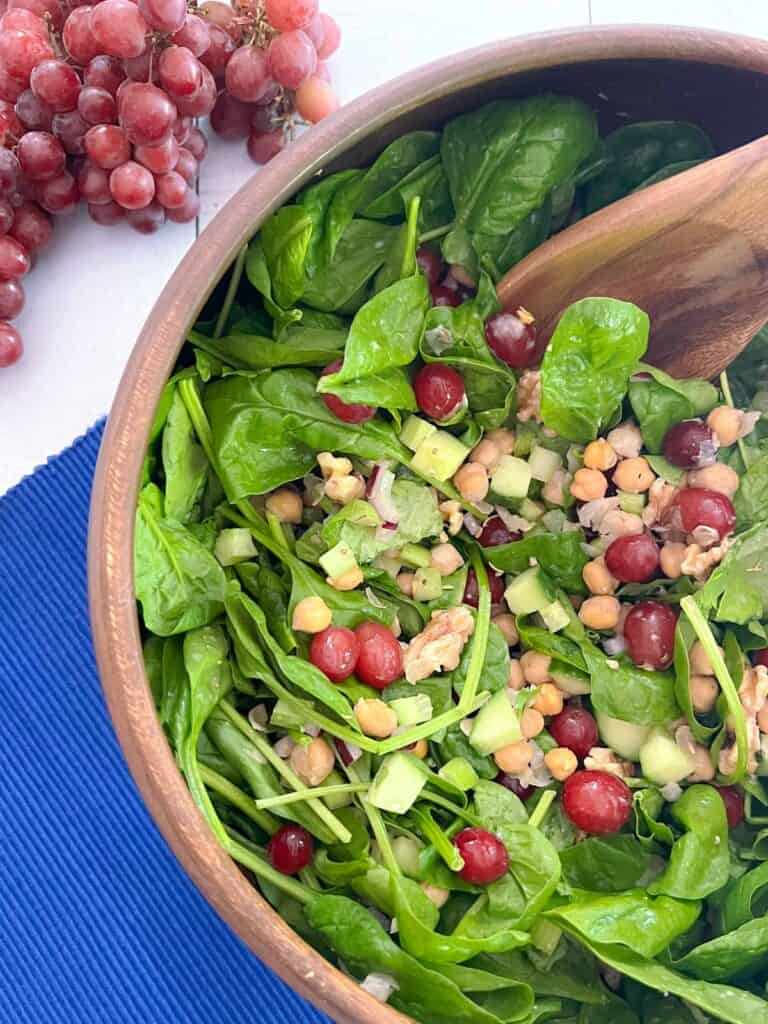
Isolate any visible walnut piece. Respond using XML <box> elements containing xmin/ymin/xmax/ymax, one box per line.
<box><xmin>642</xmin><ymin>477</ymin><xmax>680</xmax><ymax>529</ymax></box>
<box><xmin>402</xmin><ymin>606</ymin><xmax>475</xmax><ymax>683</ymax></box>
<box><xmin>584</xmin><ymin>746</ymin><xmax>634</xmax><ymax>779</ymax></box>
<box><xmin>516</xmin><ymin>370</ymin><xmax>542</xmax><ymax>423</ymax></box>
<box><xmin>680</xmin><ymin>537</ymin><xmax>732</xmax><ymax>580</ymax></box>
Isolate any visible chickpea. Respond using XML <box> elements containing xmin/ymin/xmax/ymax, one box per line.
<box><xmin>660</xmin><ymin>541</ymin><xmax>687</xmax><ymax>580</ymax></box>
<box><xmin>758</xmin><ymin>705</ymin><xmax>768</xmax><ymax>734</ymax></box>
<box><xmin>317</xmin><ymin>452</ymin><xmax>352</xmax><ymax>479</ymax></box>
<box><xmin>583</xmin><ymin>439</ymin><xmax>618</xmax><ymax>471</ymax></box>
<box><xmin>265</xmin><ymin>487</ymin><xmax>303</xmax><ymax>524</ymax></box>
<box><xmin>688</xmin><ymin>744</ymin><xmax>715</xmax><ymax>783</ymax></box>
<box><xmin>290</xmin><ymin>736</ymin><xmax>335</xmax><ymax>786</ymax></box>
<box><xmin>690</xmin><ymin>674</ymin><xmax>720</xmax><ymax>715</ymax></box>
<box><xmin>579</xmin><ymin>595</ymin><xmax>620</xmax><ymax>631</ymax></box>
<box><xmin>688</xmin><ymin>463</ymin><xmax>740</xmax><ymax>499</ymax></box>
<box><xmin>325</xmin><ymin>474</ymin><xmax>365</xmax><ymax>505</ymax></box>
<box><xmin>520</xmin><ymin>651</ymin><xmax>551</xmax><ymax>685</ymax></box>
<box><xmin>420</xmin><ymin>882</ymin><xmax>450</xmax><ymax>908</ymax></box>
<box><xmin>544</xmin><ymin>747</ymin><xmax>578</xmax><ymax>782</ymax></box>
<box><xmin>542</xmin><ymin>468</ymin><xmax>572</xmax><ymax>506</ymax></box>
<box><xmin>328</xmin><ymin>566</ymin><xmax>364</xmax><ymax>591</ymax></box>
<box><xmin>493</xmin><ymin>613</ymin><xmax>519</xmax><ymax>647</ymax></box>
<box><xmin>430</xmin><ymin>542</ymin><xmax>464</xmax><ymax>576</ymax></box>
<box><xmin>508</xmin><ymin>659</ymin><xmax>525</xmax><ymax>690</ymax></box>
<box><xmin>486</xmin><ymin>428</ymin><xmax>516</xmax><ymax>455</ymax></box>
<box><xmin>408</xmin><ymin>738</ymin><xmax>428</xmax><ymax>759</ymax></box>
<box><xmin>471</xmin><ymin>438</ymin><xmax>502</xmax><ymax>470</ymax></box>
<box><xmin>292</xmin><ymin>596</ymin><xmax>332</xmax><ymax>633</ymax></box>
<box><xmin>354</xmin><ymin>698</ymin><xmax>398</xmax><ymax>738</ymax></box>
<box><xmin>707</xmin><ymin>405</ymin><xmax>744</xmax><ymax>447</ymax></box>
<box><xmin>570</xmin><ymin>468</ymin><xmax>608</xmax><ymax>502</ymax></box>
<box><xmin>583</xmin><ymin>556</ymin><xmax>618</xmax><ymax>596</ymax></box>
<box><xmin>613</xmin><ymin>456</ymin><xmax>655</xmax><ymax>494</ymax></box>
<box><xmin>607</xmin><ymin>421</ymin><xmax>642</xmax><ymax>459</ymax></box>
<box><xmin>397</xmin><ymin>571</ymin><xmax>415</xmax><ymax>597</ymax></box>
<box><xmin>453</xmin><ymin>462</ymin><xmax>489</xmax><ymax>503</ymax></box>
<box><xmin>494</xmin><ymin>739</ymin><xmax>533</xmax><ymax>773</ymax></box>
<box><xmin>532</xmin><ymin>682</ymin><xmax>564</xmax><ymax>717</ymax></box>
<box><xmin>689</xmin><ymin>640</ymin><xmax>718</xmax><ymax>676</ymax></box>
<box><xmin>521</xmin><ymin>707</ymin><xmax>545</xmax><ymax>739</ymax></box>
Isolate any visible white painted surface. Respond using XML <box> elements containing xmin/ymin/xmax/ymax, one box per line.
<box><xmin>0</xmin><ymin>0</ymin><xmax>765</xmax><ymax>493</ymax></box>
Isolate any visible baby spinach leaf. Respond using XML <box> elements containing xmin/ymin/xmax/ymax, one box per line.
<box><xmin>473</xmin><ymin>778</ymin><xmax>529</xmax><ymax>831</ymax></box>
<box><xmin>734</xmin><ymin>451</ymin><xmax>768</xmax><ymax>531</ymax></box>
<box><xmin>473</xmin><ymin>944</ymin><xmax>607</xmax><ymax>1005</ymax></box>
<box><xmin>581</xmin><ymin>646</ymin><xmax>679</xmax><ymax>726</ymax></box>
<box><xmin>317</xmin><ymin>274</ymin><xmax>429</xmax><ymax>391</ymax></box>
<box><xmin>627</xmin><ymin>363</ymin><xmax>718</xmax><ymax>453</ymax></box>
<box><xmin>296</xmin><ymin>168</ymin><xmax>361</xmax><ymax>273</ymax></box>
<box><xmin>537</xmin><ymin>799</ymin><xmax>580</xmax><ymax>853</ymax></box>
<box><xmin>134</xmin><ymin>487</ymin><xmax>226</xmax><ymax>636</ymax></box>
<box><xmin>451</xmin><ymin>622</ymin><xmax>510</xmax><ymax>697</ymax></box>
<box><xmin>720</xmin><ymin>860</ymin><xmax>768</xmax><ymax>932</ymax></box>
<box><xmin>540</xmin><ymin>298</ymin><xmax>649</xmax><ymax>443</ymax></box>
<box><xmin>326</xmin><ymin>366</ymin><xmax>418</xmax><ymax>413</ymax></box>
<box><xmin>633</xmin><ymin>991</ymin><xmax>697</xmax><ymax>1024</ymax></box>
<box><xmin>485</xmin><ymin>531</ymin><xmax>588</xmax><ymax>594</ymax></box>
<box><xmin>585</xmin><ymin>122</ymin><xmax>714</xmax><ymax>214</ymax></box>
<box><xmin>260</xmin><ymin>206</ymin><xmax>313</xmax><ymax>309</ymax></box>
<box><xmin>162</xmin><ymin>389</ymin><xmax>208</xmax><ymax>524</ymax></box>
<box><xmin>237</xmin><ymin>563</ymin><xmax>295</xmax><ymax>652</ymax></box>
<box><xmin>673</xmin><ymin>620</ymin><xmax>718</xmax><ymax>743</ymax></box>
<box><xmin>649</xmin><ymin>784</ymin><xmax>730</xmax><ymax>899</ymax></box>
<box><xmin>546</xmin><ymin>890</ymin><xmax>701</xmax><ymax>959</ymax></box>
<box><xmin>204</xmin><ymin>369</ymin><xmax>408</xmax><ymax>498</ymax></box>
<box><xmin>301</xmin><ymin>219</ymin><xmax>398</xmax><ymax>312</ymax></box>
<box><xmin>374</xmin><ymin>194</ymin><xmax>420</xmax><ymax>294</ymax></box>
<box><xmin>633</xmin><ymin>788</ymin><xmax>675</xmax><ymax>848</ymax></box>
<box><xmin>441</xmin><ymin>95</ymin><xmax>597</xmax><ymax>268</ymax></box>
<box><xmin>559</xmin><ymin>836</ymin><xmax>659</xmax><ymax>893</ymax></box>
<box><xmin>304</xmin><ymin>894</ymin><xmax>505</xmax><ymax>1024</ymax></box>
<box><xmin>436</xmin><ymin>724</ymin><xmax>497</xmax><ymax>780</ymax></box>
<box><xmin>358</xmin><ymin>131</ymin><xmax>442</xmax><ymax>219</ymax></box>
<box><xmin>516</xmin><ymin>617</ymin><xmax>587</xmax><ymax>672</ymax></box>
<box><xmin>480</xmin><ymin>199</ymin><xmax>553</xmax><ymax>279</ymax></box>
<box><xmin>632</xmin><ymin>158</ymin><xmax>705</xmax><ymax>190</ymax></box>
<box><xmin>672</xmin><ymin>915</ymin><xmax>768</xmax><ymax>982</ymax></box>
<box><xmin>143</xmin><ymin>634</ymin><xmax>165</xmax><ymax>708</ymax></box>
<box><xmin>482</xmin><ymin>825</ymin><xmax>561</xmax><ymax>929</ymax></box>
<box><xmin>399</xmin><ymin>155</ymin><xmax>454</xmax><ymax>233</ymax></box>
<box><xmin>188</xmin><ymin>324</ymin><xmax>347</xmax><ymax>371</ymax></box>
<box><xmin>579</xmin><ymin>998</ymin><xmax>638</xmax><ymax>1024</ymax></box>
<box><xmin>424</xmin><ymin>961</ymin><xmax>534</xmax><ymax>1020</ymax></box>
<box><xmin>696</xmin><ymin>524</ymin><xmax>768</xmax><ymax>625</ymax></box>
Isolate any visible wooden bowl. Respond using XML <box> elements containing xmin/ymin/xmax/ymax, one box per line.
<box><xmin>89</xmin><ymin>25</ymin><xmax>768</xmax><ymax>1024</ymax></box>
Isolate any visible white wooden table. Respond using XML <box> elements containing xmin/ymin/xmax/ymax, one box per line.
<box><xmin>1</xmin><ymin>0</ymin><xmax>767</xmax><ymax>494</ymax></box>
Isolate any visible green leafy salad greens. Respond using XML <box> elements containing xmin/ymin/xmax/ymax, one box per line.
<box><xmin>135</xmin><ymin>95</ymin><xmax>768</xmax><ymax>1024</ymax></box>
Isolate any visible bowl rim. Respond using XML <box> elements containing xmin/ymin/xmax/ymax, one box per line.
<box><xmin>89</xmin><ymin>23</ymin><xmax>768</xmax><ymax>1024</ymax></box>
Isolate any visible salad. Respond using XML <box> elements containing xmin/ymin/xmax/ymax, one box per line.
<box><xmin>135</xmin><ymin>93</ymin><xmax>768</xmax><ymax>1024</ymax></box>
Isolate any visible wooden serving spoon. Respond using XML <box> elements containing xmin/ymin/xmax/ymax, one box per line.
<box><xmin>496</xmin><ymin>135</ymin><xmax>768</xmax><ymax>380</ymax></box>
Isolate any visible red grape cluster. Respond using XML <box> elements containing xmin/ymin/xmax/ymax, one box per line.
<box><xmin>0</xmin><ymin>0</ymin><xmax>342</xmax><ymax>367</ymax></box>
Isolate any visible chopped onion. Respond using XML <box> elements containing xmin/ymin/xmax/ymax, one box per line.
<box><xmin>661</xmin><ymin>782</ymin><xmax>683</xmax><ymax>802</ymax></box>
<box><xmin>247</xmin><ymin>704</ymin><xmax>268</xmax><ymax>731</ymax></box>
<box><xmin>602</xmin><ymin>634</ymin><xmax>626</xmax><ymax>656</ymax></box>
<box><xmin>365</xmin><ymin>586</ymin><xmax>386</xmax><ymax>609</ymax></box>
<box><xmin>334</xmin><ymin>737</ymin><xmax>362</xmax><ymax>766</ymax></box>
<box><xmin>475</xmin><ymin>499</ymin><xmax>493</xmax><ymax>515</ymax></box>
<box><xmin>303</xmin><ymin>722</ymin><xmax>321</xmax><ymax>737</ymax></box>
<box><xmin>566</xmin><ymin>445</ymin><xmax>583</xmax><ymax>473</ymax></box>
<box><xmin>463</xmin><ymin>513</ymin><xmax>482</xmax><ymax>537</ymax></box>
<box><xmin>360</xmin><ymin>974</ymin><xmax>399</xmax><ymax>1003</ymax></box>
<box><xmin>368</xmin><ymin>464</ymin><xmax>399</xmax><ymax>524</ymax></box>
<box><xmin>375</xmin><ymin>523</ymin><xmax>398</xmax><ymax>545</ymax></box>
<box><xmin>273</xmin><ymin>735</ymin><xmax>295</xmax><ymax>758</ymax></box>
<box><xmin>495</xmin><ymin>506</ymin><xmax>532</xmax><ymax>534</ymax></box>
<box><xmin>691</xmin><ymin>525</ymin><xmax>720</xmax><ymax>549</ymax></box>
<box><xmin>578</xmin><ymin>496</ymin><xmax>620</xmax><ymax>531</ymax></box>
<box><xmin>424</xmin><ymin>325</ymin><xmax>453</xmax><ymax>355</ymax></box>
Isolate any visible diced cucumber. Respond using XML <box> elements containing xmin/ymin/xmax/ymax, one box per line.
<box><xmin>319</xmin><ymin>541</ymin><xmax>358</xmax><ymax>579</ymax></box>
<box><xmin>539</xmin><ymin>600</ymin><xmax>570</xmax><ymax>633</ymax></box>
<box><xmin>514</xmin><ymin>422</ymin><xmax>538</xmax><ymax>458</ymax></box>
<box><xmin>520</xmin><ymin>498</ymin><xmax>544</xmax><ymax>522</ymax></box>
<box><xmin>639</xmin><ymin>727</ymin><xmax>695</xmax><ymax>785</ymax></box>
<box><xmin>410</xmin><ymin>430</ymin><xmax>469</xmax><ymax>481</ymax></box>
<box><xmin>368</xmin><ymin>751</ymin><xmax>427</xmax><ymax>814</ymax></box>
<box><xmin>412</xmin><ymin>567</ymin><xmax>442</xmax><ymax>601</ymax></box>
<box><xmin>438</xmin><ymin>757</ymin><xmax>479</xmax><ymax>791</ymax></box>
<box><xmin>596</xmin><ymin>712</ymin><xmax>651</xmax><ymax>761</ymax></box>
<box><xmin>373</xmin><ymin>552</ymin><xmax>402</xmax><ymax>578</ymax></box>
<box><xmin>389</xmin><ymin>693</ymin><xmax>433</xmax><ymax>727</ymax></box>
<box><xmin>550</xmin><ymin>661</ymin><xmax>591</xmax><ymax>696</ymax></box>
<box><xmin>270</xmin><ymin>698</ymin><xmax>305</xmax><ymax>731</ymax></box>
<box><xmin>504</xmin><ymin>566</ymin><xmax>554</xmax><ymax>616</ymax></box>
<box><xmin>470</xmin><ymin>689</ymin><xmax>522</xmax><ymax>755</ymax></box>
<box><xmin>531</xmin><ymin>918</ymin><xmax>562</xmax><ymax>956</ymax></box>
<box><xmin>400</xmin><ymin>415</ymin><xmax>437</xmax><ymax>452</ymax></box>
<box><xmin>400</xmin><ymin>543</ymin><xmax>432</xmax><ymax>569</ymax></box>
<box><xmin>529</xmin><ymin>445</ymin><xmax>563</xmax><ymax>484</ymax></box>
<box><xmin>323</xmin><ymin>769</ymin><xmax>355</xmax><ymax>809</ymax></box>
<box><xmin>618</xmin><ymin>490</ymin><xmax>647</xmax><ymax>515</ymax></box>
<box><xmin>541</xmin><ymin>509</ymin><xmax>567</xmax><ymax>533</ymax></box>
<box><xmin>491</xmin><ymin>455</ymin><xmax>532</xmax><ymax>499</ymax></box>
<box><xmin>536</xmin><ymin>729</ymin><xmax>557</xmax><ymax>754</ymax></box>
<box><xmin>392</xmin><ymin>835</ymin><xmax>423</xmax><ymax>878</ymax></box>
<box><xmin>214</xmin><ymin>528</ymin><xmax>257</xmax><ymax>566</ymax></box>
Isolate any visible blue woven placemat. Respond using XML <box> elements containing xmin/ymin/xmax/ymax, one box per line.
<box><xmin>0</xmin><ymin>421</ymin><xmax>330</xmax><ymax>1024</ymax></box>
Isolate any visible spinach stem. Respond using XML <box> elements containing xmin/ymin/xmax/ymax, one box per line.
<box><xmin>409</xmin><ymin>805</ymin><xmax>464</xmax><ymax>871</ymax></box>
<box><xmin>219</xmin><ymin>700</ymin><xmax>353</xmax><ymax>844</ymax></box>
<box><xmin>362</xmin><ymin>798</ymin><xmax>401</xmax><ymax>877</ymax></box>
<box><xmin>719</xmin><ymin>370</ymin><xmax>750</xmax><ymax>469</ymax></box>
<box><xmin>214</xmin><ymin>243</ymin><xmax>247</xmax><ymax>339</ymax></box>
<box><xmin>178</xmin><ymin>377</ymin><xmax>217</xmax><ymax>468</ymax></box>
<box><xmin>225</xmin><ymin>834</ymin><xmax>312</xmax><ymax>904</ymax></box>
<box><xmin>418</xmin><ymin>223</ymin><xmax>453</xmax><ymax>244</ymax></box>
<box><xmin>199</xmin><ymin>762</ymin><xmax>278</xmax><ymax>834</ymax></box>
<box><xmin>419</xmin><ymin>790</ymin><xmax>483</xmax><ymax>827</ymax></box>
<box><xmin>255</xmin><ymin>782</ymin><xmax>369</xmax><ymax>810</ymax></box>
<box><xmin>680</xmin><ymin>596</ymin><xmax>748</xmax><ymax>782</ymax></box>
<box><xmin>528</xmin><ymin>789</ymin><xmax>556</xmax><ymax>830</ymax></box>
<box><xmin>375</xmin><ymin>692</ymin><xmax>488</xmax><ymax>754</ymax></box>
<box><xmin>458</xmin><ymin>545</ymin><xmax>491</xmax><ymax>713</ymax></box>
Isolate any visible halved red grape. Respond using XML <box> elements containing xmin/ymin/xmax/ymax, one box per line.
<box><xmin>310</xmin><ymin>626</ymin><xmax>360</xmax><ymax>683</ymax></box>
<box><xmin>354</xmin><ymin>621</ymin><xmax>403</xmax><ymax>689</ymax></box>
<box><xmin>454</xmin><ymin>828</ymin><xmax>509</xmax><ymax>884</ymax></box>
<box><xmin>464</xmin><ymin>566</ymin><xmax>505</xmax><ymax>608</ymax></box>
<box><xmin>549</xmin><ymin>706</ymin><xmax>598</xmax><ymax>760</ymax></box>
<box><xmin>563</xmin><ymin>771</ymin><xmax>632</xmax><ymax>834</ymax></box>
<box><xmin>623</xmin><ymin>601</ymin><xmax>677</xmax><ymax>670</ymax></box>
<box><xmin>478</xmin><ymin>516</ymin><xmax>519</xmax><ymax>548</ymax></box>
<box><xmin>495</xmin><ymin>772</ymin><xmax>534</xmax><ymax>801</ymax></box>
<box><xmin>430</xmin><ymin>283</ymin><xmax>461</xmax><ymax>307</ymax></box>
<box><xmin>662</xmin><ymin>419</ymin><xmax>718</xmax><ymax>469</ymax></box>
<box><xmin>715</xmin><ymin>785</ymin><xmax>745</xmax><ymax>828</ymax></box>
<box><xmin>484</xmin><ymin>311</ymin><xmax>538</xmax><ymax>369</ymax></box>
<box><xmin>413</xmin><ymin>363</ymin><xmax>465</xmax><ymax>422</ymax></box>
<box><xmin>678</xmin><ymin>487</ymin><xmax>735</xmax><ymax>540</ymax></box>
<box><xmin>605</xmin><ymin>533</ymin><xmax>659</xmax><ymax>583</ymax></box>
<box><xmin>416</xmin><ymin>244</ymin><xmax>443</xmax><ymax>287</ymax></box>
<box><xmin>320</xmin><ymin>358</ymin><xmax>376</xmax><ymax>423</ymax></box>
<box><xmin>267</xmin><ymin>824</ymin><xmax>314</xmax><ymax>874</ymax></box>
